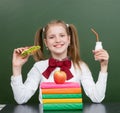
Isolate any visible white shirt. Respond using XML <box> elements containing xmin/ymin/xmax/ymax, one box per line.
<box><xmin>11</xmin><ymin>59</ymin><xmax>108</xmax><ymax>104</ymax></box>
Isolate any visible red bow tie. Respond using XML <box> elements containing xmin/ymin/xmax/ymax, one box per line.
<box><xmin>42</xmin><ymin>58</ymin><xmax>73</xmax><ymax>80</ymax></box>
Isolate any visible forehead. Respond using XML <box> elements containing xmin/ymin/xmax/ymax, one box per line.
<box><xmin>47</xmin><ymin>24</ymin><xmax>66</xmax><ymax>35</ymax></box>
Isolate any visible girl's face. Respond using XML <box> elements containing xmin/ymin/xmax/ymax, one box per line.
<box><xmin>44</xmin><ymin>24</ymin><xmax>70</xmax><ymax>60</ymax></box>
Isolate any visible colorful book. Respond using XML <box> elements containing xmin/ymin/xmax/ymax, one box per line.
<box><xmin>41</xmin><ymin>82</ymin><xmax>83</xmax><ymax>110</ymax></box>
<box><xmin>43</xmin><ymin>98</ymin><xmax>82</xmax><ymax>104</ymax></box>
<box><xmin>43</xmin><ymin>103</ymin><xmax>83</xmax><ymax>110</ymax></box>
<box><xmin>40</xmin><ymin>82</ymin><xmax>80</xmax><ymax>89</ymax></box>
<box><xmin>42</xmin><ymin>88</ymin><xmax>82</xmax><ymax>94</ymax></box>
<box><xmin>42</xmin><ymin>94</ymin><xmax>82</xmax><ymax>99</ymax></box>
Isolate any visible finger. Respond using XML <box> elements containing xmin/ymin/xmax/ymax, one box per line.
<box><xmin>14</xmin><ymin>49</ymin><xmax>21</xmax><ymax>54</ymax></box>
<box><xmin>95</xmin><ymin>54</ymin><xmax>109</xmax><ymax>61</ymax></box>
<box><xmin>14</xmin><ymin>47</ymin><xmax>29</xmax><ymax>54</ymax></box>
<box><xmin>94</xmin><ymin>50</ymin><xmax>108</xmax><ymax>57</ymax></box>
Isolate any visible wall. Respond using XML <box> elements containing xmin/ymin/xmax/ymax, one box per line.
<box><xmin>0</xmin><ymin>0</ymin><xmax>120</xmax><ymax>103</ymax></box>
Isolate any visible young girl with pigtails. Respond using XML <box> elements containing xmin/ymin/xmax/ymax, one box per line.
<box><xmin>11</xmin><ymin>20</ymin><xmax>109</xmax><ymax>105</ymax></box>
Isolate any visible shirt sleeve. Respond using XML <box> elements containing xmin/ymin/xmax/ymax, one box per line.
<box><xmin>11</xmin><ymin>64</ymin><xmax>42</xmax><ymax>104</ymax></box>
<box><xmin>80</xmin><ymin>63</ymin><xmax>108</xmax><ymax>103</ymax></box>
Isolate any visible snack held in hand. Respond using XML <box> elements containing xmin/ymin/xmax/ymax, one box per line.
<box><xmin>91</xmin><ymin>28</ymin><xmax>103</xmax><ymax>50</ymax></box>
<box><xmin>54</xmin><ymin>70</ymin><xmax>67</xmax><ymax>84</ymax></box>
<box><xmin>21</xmin><ymin>46</ymin><xmax>40</xmax><ymax>57</ymax></box>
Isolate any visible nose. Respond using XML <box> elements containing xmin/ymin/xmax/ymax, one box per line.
<box><xmin>55</xmin><ymin>36</ymin><xmax>61</xmax><ymax>43</ymax></box>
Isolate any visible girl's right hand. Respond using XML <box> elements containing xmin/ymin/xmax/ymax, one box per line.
<box><xmin>12</xmin><ymin>47</ymin><xmax>30</xmax><ymax>68</ymax></box>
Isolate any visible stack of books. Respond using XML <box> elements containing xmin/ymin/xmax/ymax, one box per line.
<box><xmin>40</xmin><ymin>82</ymin><xmax>83</xmax><ymax>110</ymax></box>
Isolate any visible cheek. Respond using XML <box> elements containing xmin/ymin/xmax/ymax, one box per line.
<box><xmin>44</xmin><ymin>39</ymin><xmax>52</xmax><ymax>47</ymax></box>
<box><xmin>46</xmin><ymin>41</ymin><xmax>55</xmax><ymax>50</ymax></box>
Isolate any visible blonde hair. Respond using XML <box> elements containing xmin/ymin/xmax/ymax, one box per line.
<box><xmin>33</xmin><ymin>20</ymin><xmax>82</xmax><ymax>68</ymax></box>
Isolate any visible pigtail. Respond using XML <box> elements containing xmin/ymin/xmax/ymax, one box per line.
<box><xmin>68</xmin><ymin>24</ymin><xmax>81</xmax><ymax>68</ymax></box>
<box><xmin>33</xmin><ymin>28</ymin><xmax>45</xmax><ymax>61</ymax></box>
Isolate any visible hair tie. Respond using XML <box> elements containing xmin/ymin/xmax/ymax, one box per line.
<box><xmin>66</xmin><ymin>24</ymin><xmax>69</xmax><ymax>27</ymax></box>
<box><xmin>42</xmin><ymin>28</ymin><xmax>45</xmax><ymax>32</ymax></box>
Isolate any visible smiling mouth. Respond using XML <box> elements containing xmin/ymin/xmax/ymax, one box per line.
<box><xmin>54</xmin><ymin>44</ymin><xmax>64</xmax><ymax>48</ymax></box>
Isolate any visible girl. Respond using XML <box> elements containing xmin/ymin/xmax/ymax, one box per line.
<box><xmin>11</xmin><ymin>20</ymin><xmax>109</xmax><ymax>104</ymax></box>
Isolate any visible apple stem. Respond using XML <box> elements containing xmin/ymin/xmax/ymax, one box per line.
<box><xmin>56</xmin><ymin>67</ymin><xmax>60</xmax><ymax>71</ymax></box>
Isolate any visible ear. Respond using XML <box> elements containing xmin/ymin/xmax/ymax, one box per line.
<box><xmin>68</xmin><ymin>35</ymin><xmax>71</xmax><ymax>45</ymax></box>
<box><xmin>44</xmin><ymin>38</ymin><xmax>48</xmax><ymax>47</ymax></box>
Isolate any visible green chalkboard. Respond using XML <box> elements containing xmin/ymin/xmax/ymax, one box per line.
<box><xmin>0</xmin><ymin>0</ymin><xmax>120</xmax><ymax>103</ymax></box>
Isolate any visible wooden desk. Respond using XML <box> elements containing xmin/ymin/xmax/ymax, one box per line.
<box><xmin>0</xmin><ymin>103</ymin><xmax>120</xmax><ymax>113</ymax></box>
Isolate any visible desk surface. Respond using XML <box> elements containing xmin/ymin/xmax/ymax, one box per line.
<box><xmin>0</xmin><ymin>103</ymin><xmax>120</xmax><ymax>113</ymax></box>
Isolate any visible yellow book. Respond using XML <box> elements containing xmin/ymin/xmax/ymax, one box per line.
<box><xmin>43</xmin><ymin>98</ymin><xmax>82</xmax><ymax>104</ymax></box>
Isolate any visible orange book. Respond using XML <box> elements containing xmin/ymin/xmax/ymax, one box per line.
<box><xmin>42</xmin><ymin>88</ymin><xmax>81</xmax><ymax>94</ymax></box>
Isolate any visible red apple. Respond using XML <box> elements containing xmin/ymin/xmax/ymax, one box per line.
<box><xmin>54</xmin><ymin>70</ymin><xmax>67</xmax><ymax>84</ymax></box>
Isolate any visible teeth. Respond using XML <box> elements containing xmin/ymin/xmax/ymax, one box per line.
<box><xmin>55</xmin><ymin>44</ymin><xmax>62</xmax><ymax>47</ymax></box>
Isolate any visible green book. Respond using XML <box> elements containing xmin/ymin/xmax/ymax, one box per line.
<box><xmin>42</xmin><ymin>94</ymin><xmax>82</xmax><ymax>99</ymax></box>
<box><xmin>43</xmin><ymin>103</ymin><xmax>83</xmax><ymax>110</ymax></box>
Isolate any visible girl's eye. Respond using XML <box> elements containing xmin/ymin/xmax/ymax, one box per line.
<box><xmin>47</xmin><ymin>36</ymin><xmax>54</xmax><ymax>39</ymax></box>
<box><xmin>60</xmin><ymin>34</ymin><xmax>65</xmax><ymax>37</ymax></box>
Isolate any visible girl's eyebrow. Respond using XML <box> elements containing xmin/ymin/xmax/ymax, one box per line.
<box><xmin>47</xmin><ymin>34</ymin><xmax>55</xmax><ymax>37</ymax></box>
